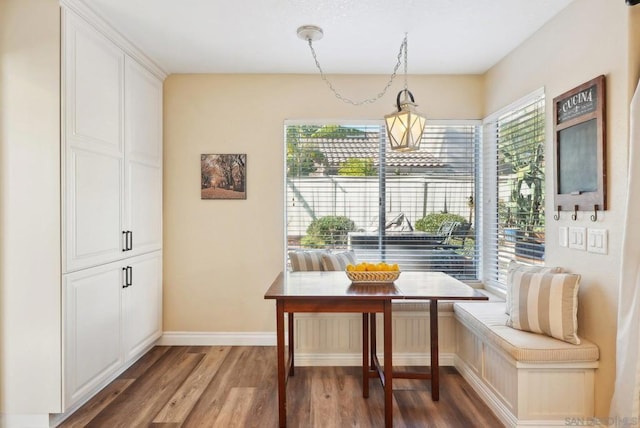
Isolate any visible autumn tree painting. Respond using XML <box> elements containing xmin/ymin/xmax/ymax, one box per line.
<box><xmin>201</xmin><ymin>154</ymin><xmax>246</xmax><ymax>199</ymax></box>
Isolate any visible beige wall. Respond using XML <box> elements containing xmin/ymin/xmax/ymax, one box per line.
<box><xmin>163</xmin><ymin>74</ymin><xmax>483</xmax><ymax>332</ymax></box>
<box><xmin>630</xmin><ymin>5</ymin><xmax>640</xmax><ymax>93</ymax></box>
<box><xmin>485</xmin><ymin>0</ymin><xmax>630</xmax><ymax>418</ymax></box>
<box><xmin>3</xmin><ymin>0</ymin><xmax>631</xmax><ymax>422</ymax></box>
<box><xmin>0</xmin><ymin>0</ymin><xmax>61</xmax><ymax>414</ymax></box>
<box><xmin>165</xmin><ymin>0</ymin><xmax>635</xmax><ymax>419</ymax></box>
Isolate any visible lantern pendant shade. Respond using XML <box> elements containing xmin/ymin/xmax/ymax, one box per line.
<box><xmin>385</xmin><ymin>90</ymin><xmax>426</xmax><ymax>151</ymax></box>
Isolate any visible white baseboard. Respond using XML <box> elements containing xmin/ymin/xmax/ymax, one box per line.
<box><xmin>158</xmin><ymin>331</ymin><xmax>276</xmax><ymax>346</ymax></box>
<box><xmin>158</xmin><ymin>331</ymin><xmax>455</xmax><ymax>367</ymax></box>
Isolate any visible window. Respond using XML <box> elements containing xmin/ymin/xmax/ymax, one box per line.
<box><xmin>285</xmin><ymin>120</ymin><xmax>480</xmax><ymax>280</ymax></box>
<box><xmin>482</xmin><ymin>90</ymin><xmax>546</xmax><ymax>291</ymax></box>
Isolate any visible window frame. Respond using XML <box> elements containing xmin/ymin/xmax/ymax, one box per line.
<box><xmin>481</xmin><ymin>88</ymin><xmax>546</xmax><ymax>295</ymax></box>
<box><xmin>284</xmin><ymin>119</ymin><xmax>481</xmax><ymax>280</ymax></box>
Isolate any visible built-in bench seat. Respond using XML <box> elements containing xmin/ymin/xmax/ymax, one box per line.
<box><xmin>391</xmin><ymin>288</ymin><xmax>501</xmax><ymax>312</ymax></box>
<box><xmin>453</xmin><ymin>301</ymin><xmax>599</xmax><ymax>428</ymax></box>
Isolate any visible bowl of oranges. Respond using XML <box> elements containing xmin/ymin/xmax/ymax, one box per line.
<box><xmin>345</xmin><ymin>262</ymin><xmax>400</xmax><ymax>284</ymax></box>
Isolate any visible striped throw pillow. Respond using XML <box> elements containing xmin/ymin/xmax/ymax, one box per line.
<box><xmin>506</xmin><ymin>261</ymin><xmax>563</xmax><ymax>315</ymax></box>
<box><xmin>321</xmin><ymin>251</ymin><xmax>357</xmax><ymax>271</ymax></box>
<box><xmin>506</xmin><ymin>271</ymin><xmax>581</xmax><ymax>344</ymax></box>
<box><xmin>288</xmin><ymin>250</ymin><xmax>326</xmax><ymax>271</ymax></box>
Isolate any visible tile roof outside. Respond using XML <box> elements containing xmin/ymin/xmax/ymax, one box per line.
<box><xmin>302</xmin><ymin>137</ymin><xmax>445</xmax><ymax>169</ymax></box>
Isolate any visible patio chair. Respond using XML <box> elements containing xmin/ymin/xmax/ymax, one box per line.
<box><xmin>435</xmin><ymin>221</ymin><xmax>471</xmax><ymax>249</ymax></box>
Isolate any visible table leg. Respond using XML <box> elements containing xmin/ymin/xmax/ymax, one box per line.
<box><xmin>276</xmin><ymin>301</ymin><xmax>287</xmax><ymax>427</ymax></box>
<box><xmin>288</xmin><ymin>312</ymin><xmax>294</xmax><ymax>376</ymax></box>
<box><xmin>362</xmin><ymin>313</ymin><xmax>369</xmax><ymax>398</ymax></box>
<box><xmin>384</xmin><ymin>301</ymin><xmax>393</xmax><ymax>428</ymax></box>
<box><xmin>370</xmin><ymin>313</ymin><xmax>376</xmax><ymax>364</ymax></box>
<box><xmin>430</xmin><ymin>299</ymin><xmax>439</xmax><ymax>401</ymax></box>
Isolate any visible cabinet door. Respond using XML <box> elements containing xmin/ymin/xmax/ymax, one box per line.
<box><xmin>63</xmin><ymin>262</ymin><xmax>124</xmax><ymax>409</ymax></box>
<box><xmin>63</xmin><ymin>11</ymin><xmax>125</xmax><ymax>272</ymax></box>
<box><xmin>122</xmin><ymin>251</ymin><xmax>162</xmax><ymax>362</ymax></box>
<box><xmin>124</xmin><ymin>57</ymin><xmax>163</xmax><ymax>256</ymax></box>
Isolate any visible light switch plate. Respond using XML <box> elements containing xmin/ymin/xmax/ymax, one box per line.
<box><xmin>569</xmin><ymin>227</ymin><xmax>586</xmax><ymax>250</ymax></box>
<box><xmin>587</xmin><ymin>228</ymin><xmax>608</xmax><ymax>254</ymax></box>
<box><xmin>559</xmin><ymin>226</ymin><xmax>568</xmax><ymax>247</ymax></box>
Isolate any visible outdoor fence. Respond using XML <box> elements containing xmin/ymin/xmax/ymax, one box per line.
<box><xmin>286</xmin><ymin>176</ymin><xmax>474</xmax><ymax>238</ymax></box>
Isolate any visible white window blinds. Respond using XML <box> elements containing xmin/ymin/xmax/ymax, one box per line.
<box><xmin>482</xmin><ymin>91</ymin><xmax>546</xmax><ymax>291</ymax></box>
<box><xmin>285</xmin><ymin>120</ymin><xmax>480</xmax><ymax>280</ymax></box>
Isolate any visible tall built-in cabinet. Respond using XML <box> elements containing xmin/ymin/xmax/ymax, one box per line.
<box><xmin>61</xmin><ymin>6</ymin><xmax>164</xmax><ymax>410</ymax></box>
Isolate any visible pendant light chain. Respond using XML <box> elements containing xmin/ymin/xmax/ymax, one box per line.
<box><xmin>403</xmin><ymin>34</ymin><xmax>408</xmax><ymax>91</ymax></box>
<box><xmin>307</xmin><ymin>35</ymin><xmax>408</xmax><ymax>106</ymax></box>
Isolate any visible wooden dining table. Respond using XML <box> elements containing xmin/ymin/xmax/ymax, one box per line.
<box><xmin>264</xmin><ymin>270</ymin><xmax>488</xmax><ymax>428</ymax></box>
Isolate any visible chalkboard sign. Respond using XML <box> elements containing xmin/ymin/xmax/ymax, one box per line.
<box><xmin>553</xmin><ymin>75</ymin><xmax>606</xmax><ymax>214</ymax></box>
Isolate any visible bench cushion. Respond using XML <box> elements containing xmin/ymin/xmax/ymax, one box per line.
<box><xmin>454</xmin><ymin>302</ymin><xmax>599</xmax><ymax>363</ymax></box>
<box><xmin>392</xmin><ymin>300</ymin><xmax>456</xmax><ymax>312</ymax></box>
<box><xmin>392</xmin><ymin>288</ymin><xmax>503</xmax><ymax>312</ymax></box>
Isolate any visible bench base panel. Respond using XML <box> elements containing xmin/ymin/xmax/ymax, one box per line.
<box><xmin>292</xmin><ymin>311</ymin><xmax>457</xmax><ymax>357</ymax></box>
<box><xmin>294</xmin><ymin>352</ymin><xmax>455</xmax><ymax>367</ymax></box>
<box><xmin>455</xmin><ymin>320</ymin><xmax>597</xmax><ymax>427</ymax></box>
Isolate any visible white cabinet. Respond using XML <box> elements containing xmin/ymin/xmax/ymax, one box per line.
<box><xmin>63</xmin><ymin>11</ymin><xmax>125</xmax><ymax>273</ymax></box>
<box><xmin>63</xmin><ymin>12</ymin><xmax>162</xmax><ymax>273</ymax></box>
<box><xmin>63</xmin><ymin>260</ymin><xmax>124</xmax><ymax>407</ymax></box>
<box><xmin>63</xmin><ymin>251</ymin><xmax>162</xmax><ymax>409</ymax></box>
<box><xmin>124</xmin><ymin>58</ymin><xmax>163</xmax><ymax>258</ymax></box>
<box><xmin>122</xmin><ymin>252</ymin><xmax>163</xmax><ymax>361</ymax></box>
<box><xmin>61</xmin><ymin>7</ymin><xmax>164</xmax><ymax>412</ymax></box>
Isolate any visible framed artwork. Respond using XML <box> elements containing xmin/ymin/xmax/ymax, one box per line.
<box><xmin>201</xmin><ymin>154</ymin><xmax>247</xmax><ymax>199</ymax></box>
<box><xmin>553</xmin><ymin>75</ymin><xmax>606</xmax><ymax>214</ymax></box>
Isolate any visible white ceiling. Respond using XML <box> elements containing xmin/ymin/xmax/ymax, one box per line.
<box><xmin>82</xmin><ymin>0</ymin><xmax>574</xmax><ymax>75</ymax></box>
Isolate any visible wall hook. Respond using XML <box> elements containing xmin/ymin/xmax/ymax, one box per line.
<box><xmin>571</xmin><ymin>205</ymin><xmax>578</xmax><ymax>221</ymax></box>
<box><xmin>590</xmin><ymin>204</ymin><xmax>599</xmax><ymax>222</ymax></box>
<box><xmin>553</xmin><ymin>205</ymin><xmax>561</xmax><ymax>221</ymax></box>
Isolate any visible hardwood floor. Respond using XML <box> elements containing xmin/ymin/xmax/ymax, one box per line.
<box><xmin>58</xmin><ymin>346</ymin><xmax>503</xmax><ymax>428</ymax></box>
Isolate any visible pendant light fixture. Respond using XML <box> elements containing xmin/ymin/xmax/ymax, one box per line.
<box><xmin>297</xmin><ymin>25</ymin><xmax>426</xmax><ymax>151</ymax></box>
<box><xmin>384</xmin><ymin>35</ymin><xmax>426</xmax><ymax>152</ymax></box>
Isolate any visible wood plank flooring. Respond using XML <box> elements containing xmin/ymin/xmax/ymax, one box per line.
<box><xmin>58</xmin><ymin>346</ymin><xmax>503</xmax><ymax>428</ymax></box>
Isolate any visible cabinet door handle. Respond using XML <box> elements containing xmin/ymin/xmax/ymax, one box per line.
<box><xmin>122</xmin><ymin>231</ymin><xmax>133</xmax><ymax>251</ymax></box>
<box><xmin>122</xmin><ymin>266</ymin><xmax>132</xmax><ymax>288</ymax></box>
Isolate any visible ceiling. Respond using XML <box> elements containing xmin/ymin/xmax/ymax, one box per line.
<box><xmin>82</xmin><ymin>0</ymin><xmax>574</xmax><ymax>75</ymax></box>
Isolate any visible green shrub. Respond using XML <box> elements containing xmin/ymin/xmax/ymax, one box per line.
<box><xmin>338</xmin><ymin>158</ymin><xmax>377</xmax><ymax>176</ymax></box>
<box><xmin>304</xmin><ymin>216</ymin><xmax>356</xmax><ymax>247</ymax></box>
<box><xmin>415</xmin><ymin>213</ymin><xmax>468</xmax><ymax>233</ymax></box>
<box><xmin>300</xmin><ymin>235</ymin><xmax>325</xmax><ymax>249</ymax></box>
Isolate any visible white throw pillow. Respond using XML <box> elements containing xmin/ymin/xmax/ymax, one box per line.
<box><xmin>506</xmin><ymin>260</ymin><xmax>563</xmax><ymax>315</ymax></box>
<box><xmin>506</xmin><ymin>271</ymin><xmax>581</xmax><ymax>345</ymax></box>
<box><xmin>288</xmin><ymin>250</ymin><xmax>327</xmax><ymax>271</ymax></box>
<box><xmin>321</xmin><ymin>250</ymin><xmax>357</xmax><ymax>271</ymax></box>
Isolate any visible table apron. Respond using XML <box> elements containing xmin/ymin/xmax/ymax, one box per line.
<box><xmin>282</xmin><ymin>299</ymin><xmax>386</xmax><ymax>313</ymax></box>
